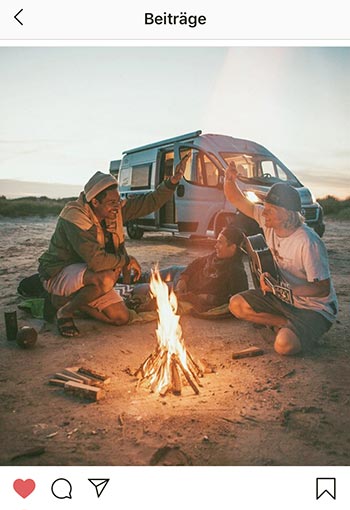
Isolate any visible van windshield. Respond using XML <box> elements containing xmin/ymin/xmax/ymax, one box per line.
<box><xmin>220</xmin><ymin>152</ymin><xmax>301</xmax><ymax>187</ymax></box>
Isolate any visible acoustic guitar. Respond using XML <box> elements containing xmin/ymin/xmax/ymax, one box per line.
<box><xmin>243</xmin><ymin>233</ymin><xmax>294</xmax><ymax>305</ymax></box>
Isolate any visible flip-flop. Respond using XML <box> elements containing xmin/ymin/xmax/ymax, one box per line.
<box><xmin>57</xmin><ymin>317</ymin><xmax>80</xmax><ymax>337</ymax></box>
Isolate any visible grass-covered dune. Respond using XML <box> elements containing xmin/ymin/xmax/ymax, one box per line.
<box><xmin>0</xmin><ymin>194</ymin><xmax>349</xmax><ymax>220</ymax></box>
<box><xmin>0</xmin><ymin>195</ymin><xmax>77</xmax><ymax>217</ymax></box>
<box><xmin>317</xmin><ymin>196</ymin><xmax>350</xmax><ymax>220</ymax></box>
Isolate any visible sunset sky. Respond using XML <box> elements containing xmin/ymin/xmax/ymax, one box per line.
<box><xmin>0</xmin><ymin>47</ymin><xmax>349</xmax><ymax>198</ymax></box>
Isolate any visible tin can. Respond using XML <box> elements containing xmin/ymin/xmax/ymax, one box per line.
<box><xmin>4</xmin><ymin>311</ymin><xmax>18</xmax><ymax>341</ymax></box>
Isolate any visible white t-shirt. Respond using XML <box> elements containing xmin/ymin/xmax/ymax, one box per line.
<box><xmin>254</xmin><ymin>205</ymin><xmax>338</xmax><ymax>322</ymax></box>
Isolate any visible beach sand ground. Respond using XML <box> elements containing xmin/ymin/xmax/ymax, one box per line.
<box><xmin>0</xmin><ymin>217</ymin><xmax>349</xmax><ymax>466</ymax></box>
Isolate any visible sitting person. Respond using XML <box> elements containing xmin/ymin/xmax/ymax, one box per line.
<box><xmin>38</xmin><ymin>160</ymin><xmax>186</xmax><ymax>337</ymax></box>
<box><xmin>224</xmin><ymin>162</ymin><xmax>338</xmax><ymax>356</ymax></box>
<box><xmin>132</xmin><ymin>225</ymin><xmax>249</xmax><ymax>312</ymax></box>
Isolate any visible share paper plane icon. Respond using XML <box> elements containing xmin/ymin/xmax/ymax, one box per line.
<box><xmin>88</xmin><ymin>478</ymin><xmax>110</xmax><ymax>498</ymax></box>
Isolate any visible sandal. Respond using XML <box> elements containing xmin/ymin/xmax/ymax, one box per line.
<box><xmin>57</xmin><ymin>317</ymin><xmax>80</xmax><ymax>338</ymax></box>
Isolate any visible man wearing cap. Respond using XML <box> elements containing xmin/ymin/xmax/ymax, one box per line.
<box><xmin>224</xmin><ymin>162</ymin><xmax>338</xmax><ymax>355</ymax></box>
<box><xmin>132</xmin><ymin>224</ymin><xmax>248</xmax><ymax>312</ymax></box>
<box><xmin>38</xmin><ymin>160</ymin><xmax>186</xmax><ymax>337</ymax></box>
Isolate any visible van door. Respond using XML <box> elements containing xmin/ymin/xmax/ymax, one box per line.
<box><xmin>158</xmin><ymin>149</ymin><xmax>176</xmax><ymax>227</ymax></box>
<box><xmin>173</xmin><ymin>143</ymin><xmax>225</xmax><ymax>235</ymax></box>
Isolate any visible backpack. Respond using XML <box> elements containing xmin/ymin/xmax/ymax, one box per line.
<box><xmin>17</xmin><ymin>273</ymin><xmax>46</xmax><ymax>298</ymax></box>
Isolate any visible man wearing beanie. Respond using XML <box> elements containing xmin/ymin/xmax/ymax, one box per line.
<box><xmin>38</xmin><ymin>159</ymin><xmax>186</xmax><ymax>337</ymax></box>
<box><xmin>224</xmin><ymin>162</ymin><xmax>338</xmax><ymax>356</ymax></box>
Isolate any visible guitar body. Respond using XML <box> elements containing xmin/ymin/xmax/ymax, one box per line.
<box><xmin>244</xmin><ymin>234</ymin><xmax>294</xmax><ymax>305</ymax></box>
<box><xmin>244</xmin><ymin>234</ymin><xmax>278</xmax><ymax>289</ymax></box>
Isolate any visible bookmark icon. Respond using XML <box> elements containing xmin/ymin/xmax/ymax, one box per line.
<box><xmin>88</xmin><ymin>478</ymin><xmax>110</xmax><ymax>498</ymax></box>
<box><xmin>316</xmin><ymin>478</ymin><xmax>336</xmax><ymax>500</ymax></box>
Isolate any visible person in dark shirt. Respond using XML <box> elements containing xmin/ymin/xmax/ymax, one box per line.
<box><xmin>133</xmin><ymin>225</ymin><xmax>248</xmax><ymax>312</ymax></box>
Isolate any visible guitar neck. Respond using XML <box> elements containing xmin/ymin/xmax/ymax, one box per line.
<box><xmin>263</xmin><ymin>274</ymin><xmax>279</xmax><ymax>291</ymax></box>
<box><xmin>255</xmin><ymin>269</ymin><xmax>279</xmax><ymax>290</ymax></box>
<box><xmin>261</xmin><ymin>273</ymin><xmax>293</xmax><ymax>305</ymax></box>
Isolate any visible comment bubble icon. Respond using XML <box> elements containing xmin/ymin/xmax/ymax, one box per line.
<box><xmin>51</xmin><ymin>478</ymin><xmax>73</xmax><ymax>499</ymax></box>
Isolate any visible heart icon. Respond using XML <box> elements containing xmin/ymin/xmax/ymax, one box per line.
<box><xmin>13</xmin><ymin>479</ymin><xmax>36</xmax><ymax>498</ymax></box>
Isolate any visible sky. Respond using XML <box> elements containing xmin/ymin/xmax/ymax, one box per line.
<box><xmin>0</xmin><ymin>47</ymin><xmax>349</xmax><ymax>199</ymax></box>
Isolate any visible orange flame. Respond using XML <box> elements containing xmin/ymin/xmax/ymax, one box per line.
<box><xmin>149</xmin><ymin>268</ymin><xmax>188</xmax><ymax>393</ymax></box>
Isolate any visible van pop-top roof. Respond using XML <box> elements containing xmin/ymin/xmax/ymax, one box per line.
<box><xmin>122</xmin><ymin>130</ymin><xmax>274</xmax><ymax>159</ymax></box>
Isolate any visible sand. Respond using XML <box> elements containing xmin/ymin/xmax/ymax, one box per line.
<box><xmin>0</xmin><ymin>217</ymin><xmax>349</xmax><ymax>466</ymax></box>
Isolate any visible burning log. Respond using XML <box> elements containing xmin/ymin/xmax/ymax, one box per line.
<box><xmin>135</xmin><ymin>268</ymin><xmax>203</xmax><ymax>396</ymax></box>
<box><xmin>171</xmin><ymin>355</ymin><xmax>182</xmax><ymax>395</ymax></box>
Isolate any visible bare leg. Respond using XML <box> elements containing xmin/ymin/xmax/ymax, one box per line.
<box><xmin>56</xmin><ymin>269</ymin><xmax>117</xmax><ymax>320</ymax></box>
<box><xmin>80</xmin><ymin>301</ymin><xmax>129</xmax><ymax>326</ymax></box>
<box><xmin>229</xmin><ymin>294</ymin><xmax>301</xmax><ymax>356</ymax></box>
<box><xmin>274</xmin><ymin>328</ymin><xmax>301</xmax><ymax>355</ymax></box>
<box><xmin>229</xmin><ymin>294</ymin><xmax>287</xmax><ymax>328</ymax></box>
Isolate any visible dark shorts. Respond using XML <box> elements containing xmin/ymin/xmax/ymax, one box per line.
<box><xmin>239</xmin><ymin>289</ymin><xmax>333</xmax><ymax>350</ymax></box>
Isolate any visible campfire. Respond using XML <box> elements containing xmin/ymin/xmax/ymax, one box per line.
<box><xmin>135</xmin><ymin>268</ymin><xmax>204</xmax><ymax>396</ymax></box>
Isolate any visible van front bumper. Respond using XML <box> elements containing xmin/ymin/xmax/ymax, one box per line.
<box><xmin>302</xmin><ymin>204</ymin><xmax>325</xmax><ymax>237</ymax></box>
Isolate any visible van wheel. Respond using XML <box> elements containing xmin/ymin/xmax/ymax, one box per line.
<box><xmin>215</xmin><ymin>213</ymin><xmax>261</xmax><ymax>238</ymax></box>
<box><xmin>313</xmin><ymin>224</ymin><xmax>325</xmax><ymax>238</ymax></box>
<box><xmin>126</xmin><ymin>221</ymin><xmax>144</xmax><ymax>240</ymax></box>
<box><xmin>214</xmin><ymin>214</ymin><xmax>233</xmax><ymax>238</ymax></box>
<box><xmin>235</xmin><ymin>213</ymin><xmax>262</xmax><ymax>236</ymax></box>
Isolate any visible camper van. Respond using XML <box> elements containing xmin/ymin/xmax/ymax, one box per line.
<box><xmin>111</xmin><ymin>130</ymin><xmax>325</xmax><ymax>239</ymax></box>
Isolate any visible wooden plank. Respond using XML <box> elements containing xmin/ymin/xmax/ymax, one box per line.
<box><xmin>49</xmin><ymin>378</ymin><xmax>66</xmax><ymax>387</ymax></box>
<box><xmin>77</xmin><ymin>367</ymin><xmax>111</xmax><ymax>385</ymax></box>
<box><xmin>55</xmin><ymin>372</ymin><xmax>85</xmax><ymax>384</ymax></box>
<box><xmin>64</xmin><ymin>381</ymin><xmax>105</xmax><ymax>401</ymax></box>
<box><xmin>232</xmin><ymin>346</ymin><xmax>264</xmax><ymax>359</ymax></box>
<box><xmin>62</xmin><ymin>368</ymin><xmax>92</xmax><ymax>384</ymax></box>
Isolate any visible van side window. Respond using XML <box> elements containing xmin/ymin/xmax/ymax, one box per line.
<box><xmin>181</xmin><ymin>149</ymin><xmax>219</xmax><ymax>187</ymax></box>
<box><xmin>131</xmin><ymin>164</ymin><xmax>152</xmax><ymax>189</ymax></box>
<box><xmin>179</xmin><ymin>149</ymin><xmax>193</xmax><ymax>182</ymax></box>
<box><xmin>203</xmin><ymin>154</ymin><xmax>219</xmax><ymax>186</ymax></box>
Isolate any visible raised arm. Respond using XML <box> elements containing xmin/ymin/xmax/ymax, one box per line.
<box><xmin>122</xmin><ymin>154</ymin><xmax>188</xmax><ymax>222</ymax></box>
<box><xmin>224</xmin><ymin>162</ymin><xmax>255</xmax><ymax>220</ymax></box>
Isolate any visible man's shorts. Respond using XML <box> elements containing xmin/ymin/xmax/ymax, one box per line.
<box><xmin>239</xmin><ymin>289</ymin><xmax>333</xmax><ymax>350</ymax></box>
<box><xmin>43</xmin><ymin>263</ymin><xmax>123</xmax><ymax>312</ymax></box>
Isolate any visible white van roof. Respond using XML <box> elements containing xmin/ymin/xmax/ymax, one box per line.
<box><xmin>122</xmin><ymin>130</ymin><xmax>274</xmax><ymax>159</ymax></box>
<box><xmin>195</xmin><ymin>134</ymin><xmax>274</xmax><ymax>158</ymax></box>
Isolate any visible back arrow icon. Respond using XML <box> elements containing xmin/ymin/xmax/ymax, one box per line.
<box><xmin>14</xmin><ymin>9</ymin><xmax>23</xmax><ymax>25</ymax></box>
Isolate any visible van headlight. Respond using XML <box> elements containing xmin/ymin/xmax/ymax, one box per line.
<box><xmin>244</xmin><ymin>191</ymin><xmax>261</xmax><ymax>203</ymax></box>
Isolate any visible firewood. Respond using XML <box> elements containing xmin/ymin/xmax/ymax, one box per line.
<box><xmin>81</xmin><ymin>378</ymin><xmax>104</xmax><ymax>388</ymax></box>
<box><xmin>171</xmin><ymin>356</ymin><xmax>182</xmax><ymax>395</ymax></box>
<box><xmin>77</xmin><ymin>367</ymin><xmax>111</xmax><ymax>384</ymax></box>
<box><xmin>64</xmin><ymin>381</ymin><xmax>105</xmax><ymax>401</ymax></box>
<box><xmin>186</xmin><ymin>359</ymin><xmax>203</xmax><ymax>387</ymax></box>
<box><xmin>187</xmin><ymin>351</ymin><xmax>204</xmax><ymax>377</ymax></box>
<box><xmin>151</xmin><ymin>359</ymin><xmax>166</xmax><ymax>393</ymax></box>
<box><xmin>54</xmin><ymin>372</ymin><xmax>85</xmax><ymax>384</ymax></box>
<box><xmin>232</xmin><ymin>346</ymin><xmax>264</xmax><ymax>359</ymax></box>
<box><xmin>199</xmin><ymin>358</ymin><xmax>216</xmax><ymax>373</ymax></box>
<box><xmin>159</xmin><ymin>383</ymin><xmax>171</xmax><ymax>397</ymax></box>
<box><xmin>135</xmin><ymin>352</ymin><xmax>154</xmax><ymax>378</ymax></box>
<box><xmin>49</xmin><ymin>378</ymin><xmax>66</xmax><ymax>387</ymax></box>
<box><xmin>175</xmin><ymin>355</ymin><xmax>200</xmax><ymax>395</ymax></box>
<box><xmin>62</xmin><ymin>368</ymin><xmax>92</xmax><ymax>384</ymax></box>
